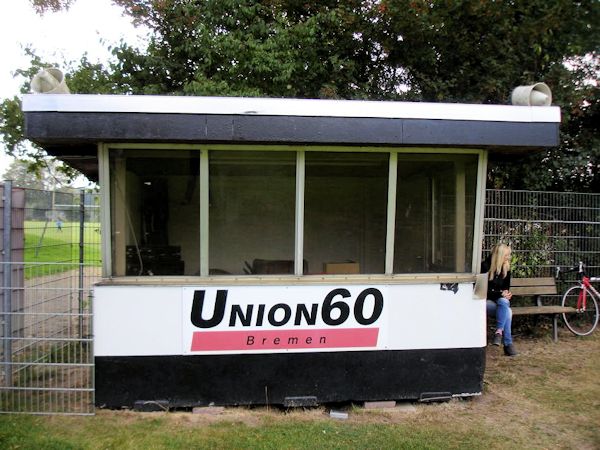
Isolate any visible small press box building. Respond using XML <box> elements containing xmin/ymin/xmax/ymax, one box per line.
<box><xmin>22</xmin><ymin>89</ymin><xmax>560</xmax><ymax>408</ymax></box>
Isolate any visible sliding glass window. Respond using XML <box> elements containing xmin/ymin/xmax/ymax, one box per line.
<box><xmin>393</xmin><ymin>154</ymin><xmax>478</xmax><ymax>273</ymax></box>
<box><xmin>109</xmin><ymin>149</ymin><xmax>200</xmax><ymax>276</ymax></box>
<box><xmin>107</xmin><ymin>148</ymin><xmax>480</xmax><ymax>277</ymax></box>
<box><xmin>208</xmin><ymin>151</ymin><xmax>296</xmax><ymax>275</ymax></box>
<box><xmin>304</xmin><ymin>152</ymin><xmax>389</xmax><ymax>275</ymax></box>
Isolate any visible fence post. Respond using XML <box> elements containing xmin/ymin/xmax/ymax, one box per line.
<box><xmin>2</xmin><ymin>180</ymin><xmax>13</xmax><ymax>386</ymax></box>
<box><xmin>79</xmin><ymin>190</ymin><xmax>85</xmax><ymax>338</ymax></box>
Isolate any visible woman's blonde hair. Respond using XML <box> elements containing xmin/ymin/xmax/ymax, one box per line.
<box><xmin>488</xmin><ymin>243</ymin><xmax>511</xmax><ymax>280</ymax></box>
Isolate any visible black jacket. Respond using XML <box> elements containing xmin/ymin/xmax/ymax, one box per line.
<box><xmin>482</xmin><ymin>257</ymin><xmax>511</xmax><ymax>302</ymax></box>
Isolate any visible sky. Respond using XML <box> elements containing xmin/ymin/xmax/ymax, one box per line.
<box><xmin>0</xmin><ymin>0</ymin><xmax>148</xmax><ymax>183</ymax></box>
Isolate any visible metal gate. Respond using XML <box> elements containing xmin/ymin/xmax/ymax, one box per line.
<box><xmin>1</xmin><ymin>182</ymin><xmax>101</xmax><ymax>415</ymax></box>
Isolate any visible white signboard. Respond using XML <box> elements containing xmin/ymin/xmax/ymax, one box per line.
<box><xmin>94</xmin><ymin>283</ymin><xmax>486</xmax><ymax>357</ymax></box>
<box><xmin>182</xmin><ymin>285</ymin><xmax>387</xmax><ymax>354</ymax></box>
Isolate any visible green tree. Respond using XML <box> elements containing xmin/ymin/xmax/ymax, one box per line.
<box><xmin>374</xmin><ymin>1</ymin><xmax>599</xmax><ymax>191</ymax></box>
<box><xmin>107</xmin><ymin>0</ymin><xmax>385</xmax><ymax>98</ymax></box>
<box><xmin>30</xmin><ymin>0</ymin><xmax>74</xmax><ymax>13</ymax></box>
<box><xmin>2</xmin><ymin>158</ymin><xmax>73</xmax><ymax>190</ymax></box>
<box><xmin>3</xmin><ymin>0</ymin><xmax>599</xmax><ymax>191</ymax></box>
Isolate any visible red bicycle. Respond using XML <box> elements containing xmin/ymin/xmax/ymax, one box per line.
<box><xmin>556</xmin><ymin>262</ymin><xmax>600</xmax><ymax>336</ymax></box>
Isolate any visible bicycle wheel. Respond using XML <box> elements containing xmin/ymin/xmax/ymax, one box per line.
<box><xmin>561</xmin><ymin>285</ymin><xmax>599</xmax><ymax>336</ymax></box>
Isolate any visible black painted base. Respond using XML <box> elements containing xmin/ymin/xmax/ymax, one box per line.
<box><xmin>95</xmin><ymin>348</ymin><xmax>485</xmax><ymax>408</ymax></box>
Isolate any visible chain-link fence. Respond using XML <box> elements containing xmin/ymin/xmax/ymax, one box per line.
<box><xmin>1</xmin><ymin>182</ymin><xmax>101</xmax><ymax>415</ymax></box>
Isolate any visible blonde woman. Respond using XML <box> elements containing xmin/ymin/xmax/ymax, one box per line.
<box><xmin>482</xmin><ymin>244</ymin><xmax>518</xmax><ymax>357</ymax></box>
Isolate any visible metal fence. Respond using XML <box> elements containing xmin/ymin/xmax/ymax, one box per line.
<box><xmin>1</xmin><ymin>185</ymin><xmax>599</xmax><ymax>415</ymax></box>
<box><xmin>1</xmin><ymin>182</ymin><xmax>101</xmax><ymax>415</ymax></box>
<box><xmin>483</xmin><ymin>189</ymin><xmax>600</xmax><ymax>304</ymax></box>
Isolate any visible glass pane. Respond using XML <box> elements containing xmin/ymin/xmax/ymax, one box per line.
<box><xmin>394</xmin><ymin>154</ymin><xmax>478</xmax><ymax>273</ymax></box>
<box><xmin>110</xmin><ymin>149</ymin><xmax>200</xmax><ymax>276</ymax></box>
<box><xmin>209</xmin><ymin>151</ymin><xmax>296</xmax><ymax>275</ymax></box>
<box><xmin>304</xmin><ymin>152</ymin><xmax>388</xmax><ymax>275</ymax></box>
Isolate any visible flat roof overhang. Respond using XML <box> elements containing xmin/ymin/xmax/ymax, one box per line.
<box><xmin>22</xmin><ymin>94</ymin><xmax>561</xmax><ymax>181</ymax></box>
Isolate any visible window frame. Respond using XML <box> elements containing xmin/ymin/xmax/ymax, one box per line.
<box><xmin>99</xmin><ymin>143</ymin><xmax>486</xmax><ymax>282</ymax></box>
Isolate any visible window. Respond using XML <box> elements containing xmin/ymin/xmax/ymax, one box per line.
<box><xmin>110</xmin><ymin>150</ymin><xmax>200</xmax><ymax>276</ymax></box>
<box><xmin>209</xmin><ymin>151</ymin><xmax>296</xmax><ymax>275</ymax></box>
<box><xmin>393</xmin><ymin>154</ymin><xmax>478</xmax><ymax>273</ymax></box>
<box><xmin>107</xmin><ymin>147</ymin><xmax>480</xmax><ymax>277</ymax></box>
<box><xmin>304</xmin><ymin>152</ymin><xmax>389</xmax><ymax>274</ymax></box>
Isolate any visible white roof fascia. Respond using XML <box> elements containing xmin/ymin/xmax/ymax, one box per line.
<box><xmin>22</xmin><ymin>94</ymin><xmax>561</xmax><ymax>123</ymax></box>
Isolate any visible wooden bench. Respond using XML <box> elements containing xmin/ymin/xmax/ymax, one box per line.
<box><xmin>510</xmin><ymin>277</ymin><xmax>576</xmax><ymax>342</ymax></box>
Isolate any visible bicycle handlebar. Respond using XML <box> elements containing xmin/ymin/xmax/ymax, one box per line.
<box><xmin>555</xmin><ymin>261</ymin><xmax>585</xmax><ymax>280</ymax></box>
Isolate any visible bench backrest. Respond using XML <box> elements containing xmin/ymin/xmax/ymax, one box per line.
<box><xmin>511</xmin><ymin>277</ymin><xmax>557</xmax><ymax>296</ymax></box>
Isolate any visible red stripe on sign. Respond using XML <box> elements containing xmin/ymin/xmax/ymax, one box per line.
<box><xmin>190</xmin><ymin>328</ymin><xmax>379</xmax><ymax>351</ymax></box>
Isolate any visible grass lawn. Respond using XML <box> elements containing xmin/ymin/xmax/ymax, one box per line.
<box><xmin>1</xmin><ymin>331</ymin><xmax>598</xmax><ymax>449</ymax></box>
<box><xmin>24</xmin><ymin>220</ymin><xmax>101</xmax><ymax>266</ymax></box>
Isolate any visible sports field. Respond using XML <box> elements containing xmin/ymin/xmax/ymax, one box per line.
<box><xmin>24</xmin><ymin>220</ymin><xmax>101</xmax><ymax>266</ymax></box>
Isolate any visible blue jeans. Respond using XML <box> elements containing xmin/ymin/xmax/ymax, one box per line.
<box><xmin>486</xmin><ymin>298</ymin><xmax>513</xmax><ymax>345</ymax></box>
